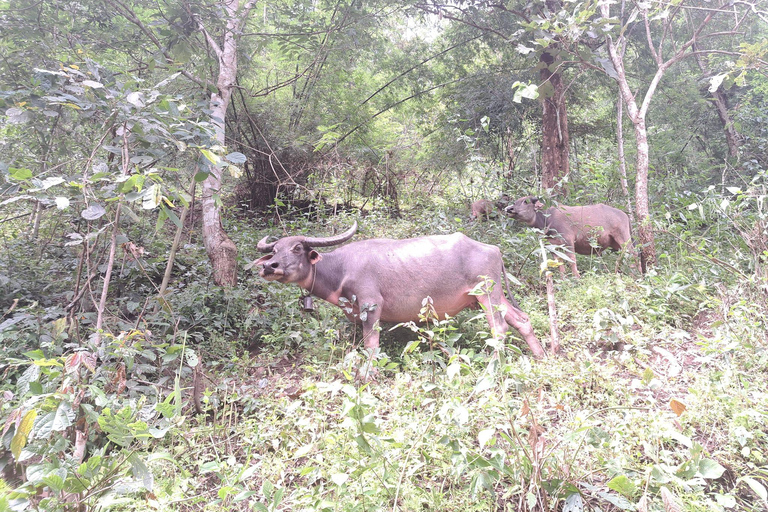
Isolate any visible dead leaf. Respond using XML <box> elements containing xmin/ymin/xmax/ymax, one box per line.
<box><xmin>669</xmin><ymin>399</ymin><xmax>687</xmax><ymax>417</ymax></box>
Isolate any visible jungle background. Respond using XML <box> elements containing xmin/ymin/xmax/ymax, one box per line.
<box><xmin>1</xmin><ymin>0</ymin><xmax>767</xmax><ymax>510</ymax></box>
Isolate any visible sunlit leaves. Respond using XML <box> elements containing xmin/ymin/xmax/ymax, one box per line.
<box><xmin>512</xmin><ymin>81</ymin><xmax>539</xmax><ymax>103</ymax></box>
<box><xmin>81</xmin><ymin>203</ymin><xmax>106</xmax><ymax>220</ymax></box>
<box><xmin>11</xmin><ymin>409</ymin><xmax>37</xmax><ymax>460</ymax></box>
<box><xmin>8</xmin><ymin>167</ymin><xmax>32</xmax><ymax>180</ymax></box>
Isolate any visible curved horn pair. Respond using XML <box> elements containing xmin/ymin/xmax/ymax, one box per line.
<box><xmin>256</xmin><ymin>221</ymin><xmax>358</xmax><ymax>253</ymax></box>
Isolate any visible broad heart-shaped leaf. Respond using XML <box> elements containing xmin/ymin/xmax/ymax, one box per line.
<box><xmin>607</xmin><ymin>475</ymin><xmax>638</xmax><ymax>498</ymax></box>
<box><xmin>225</xmin><ymin>151</ymin><xmax>246</xmax><ymax>164</ymax></box>
<box><xmin>81</xmin><ymin>204</ymin><xmax>106</xmax><ymax>220</ymax></box>
<box><xmin>698</xmin><ymin>458</ymin><xmax>726</xmax><ymax>479</ymax></box>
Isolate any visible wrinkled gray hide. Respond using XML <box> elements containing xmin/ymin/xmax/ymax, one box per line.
<box><xmin>251</xmin><ymin>222</ymin><xmax>544</xmax><ymax>358</ymax></box>
<box><xmin>505</xmin><ymin>196</ymin><xmax>637</xmax><ymax>278</ymax></box>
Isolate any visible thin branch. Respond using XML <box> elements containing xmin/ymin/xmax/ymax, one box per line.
<box><xmin>106</xmin><ymin>0</ymin><xmax>210</xmax><ymax>89</ymax></box>
<box><xmin>360</xmin><ymin>35</ymin><xmax>481</xmax><ymax>107</ymax></box>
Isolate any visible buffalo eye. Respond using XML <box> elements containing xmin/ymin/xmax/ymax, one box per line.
<box><xmin>292</xmin><ymin>243</ymin><xmax>303</xmax><ymax>254</ymax></box>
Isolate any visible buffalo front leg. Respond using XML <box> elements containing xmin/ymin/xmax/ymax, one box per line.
<box><xmin>502</xmin><ymin>299</ymin><xmax>546</xmax><ymax>359</ymax></box>
<box><xmin>360</xmin><ymin>303</ymin><xmax>382</xmax><ymax>350</ymax></box>
<box><xmin>476</xmin><ymin>295</ymin><xmax>545</xmax><ymax>359</ymax></box>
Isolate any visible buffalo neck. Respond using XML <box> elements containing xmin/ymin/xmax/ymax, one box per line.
<box><xmin>298</xmin><ymin>252</ymin><xmax>344</xmax><ymax>304</ymax></box>
<box><xmin>532</xmin><ymin>210</ymin><xmax>549</xmax><ymax>230</ymax></box>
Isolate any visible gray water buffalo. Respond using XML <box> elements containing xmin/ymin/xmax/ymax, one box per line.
<box><xmin>250</xmin><ymin>222</ymin><xmax>545</xmax><ymax>358</ymax></box>
<box><xmin>505</xmin><ymin>196</ymin><xmax>637</xmax><ymax>278</ymax></box>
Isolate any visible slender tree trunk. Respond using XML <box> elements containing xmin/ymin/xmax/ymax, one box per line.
<box><xmin>539</xmin><ymin>49</ymin><xmax>570</xmax><ymax>197</ymax></box>
<box><xmin>616</xmin><ymin>96</ymin><xmax>635</xmax><ymax>225</ymax></box>
<box><xmin>198</xmin><ymin>0</ymin><xmax>256</xmax><ymax>286</ymax></box>
<box><xmin>693</xmin><ymin>48</ymin><xmax>740</xmax><ymax>158</ymax></box>
<box><xmin>607</xmin><ymin>42</ymin><xmax>658</xmax><ymax>268</ymax></box>
<box><xmin>545</xmin><ymin>271</ymin><xmax>560</xmax><ymax>355</ymax></box>
<box><xmin>602</xmin><ymin>5</ymin><xmax>658</xmax><ymax>269</ymax></box>
<box><xmin>159</xmin><ymin>180</ymin><xmax>196</xmax><ymax>304</ymax></box>
<box><xmin>712</xmin><ymin>90</ymin><xmax>740</xmax><ymax>159</ymax></box>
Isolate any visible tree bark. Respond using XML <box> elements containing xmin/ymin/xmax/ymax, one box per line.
<box><xmin>539</xmin><ymin>49</ymin><xmax>570</xmax><ymax>197</ymax></box>
<box><xmin>616</xmin><ymin>96</ymin><xmax>635</xmax><ymax>225</ymax></box>
<box><xmin>197</xmin><ymin>0</ymin><xmax>256</xmax><ymax>286</ymax></box>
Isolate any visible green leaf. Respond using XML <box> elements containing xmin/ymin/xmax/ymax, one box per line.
<box><xmin>128</xmin><ymin>453</ymin><xmax>153</xmax><ymax>491</ymax></box>
<box><xmin>709</xmin><ymin>73</ymin><xmax>727</xmax><ymax>93</ymax></box>
<box><xmin>331</xmin><ymin>473</ymin><xmax>348</xmax><ymax>486</ymax></box>
<box><xmin>512</xmin><ymin>82</ymin><xmax>539</xmax><ymax>103</ymax></box>
<box><xmin>200</xmin><ymin>149</ymin><xmax>220</xmax><ymax>165</ymax></box>
<box><xmin>11</xmin><ymin>409</ymin><xmax>37</xmax><ymax>459</ymax></box>
<box><xmin>698</xmin><ymin>458</ymin><xmax>726</xmax><ymax>479</ymax></box>
<box><xmin>35</xmin><ymin>411</ymin><xmax>55</xmax><ymax>439</ymax></box>
<box><xmin>742</xmin><ymin>477</ymin><xmax>767</xmax><ymax>501</ymax></box>
<box><xmin>478</xmin><ymin>428</ymin><xmax>495</xmax><ymax>448</ymax></box>
<box><xmin>142</xmin><ymin>184</ymin><xmax>161</xmax><ymax>210</ymax></box>
<box><xmin>52</xmin><ymin>401</ymin><xmax>75</xmax><ymax>431</ymax></box>
<box><xmin>227</xmin><ymin>164</ymin><xmax>242</xmax><ymax>178</ymax></box>
<box><xmin>42</xmin><ymin>472</ymin><xmax>66</xmax><ymax>492</ymax></box>
<box><xmin>17</xmin><ymin>364</ymin><xmax>40</xmax><ymax>396</ymax></box>
<box><xmin>715</xmin><ymin>494</ymin><xmax>737</xmax><ymax>508</ymax></box>
<box><xmin>9</xmin><ymin>167</ymin><xmax>33</xmax><ymax>180</ymax></box>
<box><xmin>607</xmin><ymin>475</ymin><xmax>638</xmax><ymax>498</ymax></box>
<box><xmin>81</xmin><ymin>204</ymin><xmax>106</xmax><ymax>220</ymax></box>
<box><xmin>161</xmin><ymin>206</ymin><xmax>182</xmax><ymax>229</ymax></box>
<box><xmin>563</xmin><ymin>492</ymin><xmax>584</xmax><ymax>512</ymax></box>
<box><xmin>225</xmin><ymin>152</ymin><xmax>246</xmax><ymax>164</ymax></box>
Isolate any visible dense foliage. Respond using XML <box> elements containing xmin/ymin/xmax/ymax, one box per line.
<box><xmin>1</xmin><ymin>0</ymin><xmax>767</xmax><ymax>511</ymax></box>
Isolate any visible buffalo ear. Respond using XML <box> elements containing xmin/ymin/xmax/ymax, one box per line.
<box><xmin>309</xmin><ymin>250</ymin><xmax>323</xmax><ymax>265</ymax></box>
<box><xmin>533</xmin><ymin>198</ymin><xmax>544</xmax><ymax>210</ymax></box>
<box><xmin>245</xmin><ymin>254</ymin><xmax>272</xmax><ymax>270</ymax></box>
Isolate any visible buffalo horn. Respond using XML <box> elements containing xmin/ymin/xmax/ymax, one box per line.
<box><xmin>256</xmin><ymin>236</ymin><xmax>277</xmax><ymax>253</ymax></box>
<box><xmin>302</xmin><ymin>221</ymin><xmax>358</xmax><ymax>247</ymax></box>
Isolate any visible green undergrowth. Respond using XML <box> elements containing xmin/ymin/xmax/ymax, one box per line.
<box><xmin>1</xmin><ymin>209</ymin><xmax>767</xmax><ymax>511</ymax></box>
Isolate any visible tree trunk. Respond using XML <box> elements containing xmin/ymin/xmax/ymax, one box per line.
<box><xmin>539</xmin><ymin>49</ymin><xmax>570</xmax><ymax>197</ymax></box>
<box><xmin>616</xmin><ymin>96</ymin><xmax>635</xmax><ymax>225</ymax></box>
<box><xmin>693</xmin><ymin>48</ymin><xmax>740</xmax><ymax>159</ymax></box>
<box><xmin>632</xmin><ymin>117</ymin><xmax>655</xmax><ymax>270</ymax></box>
<box><xmin>712</xmin><ymin>89</ymin><xmax>740</xmax><ymax>159</ymax></box>
<box><xmin>602</xmin><ymin>6</ymin><xmax>657</xmax><ymax>270</ymax></box>
<box><xmin>199</xmin><ymin>0</ymin><xmax>255</xmax><ymax>286</ymax></box>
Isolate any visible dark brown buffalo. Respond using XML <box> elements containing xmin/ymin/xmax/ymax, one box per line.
<box><xmin>505</xmin><ymin>196</ymin><xmax>637</xmax><ymax>278</ymax></box>
<box><xmin>250</xmin><ymin>222</ymin><xmax>545</xmax><ymax>358</ymax></box>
